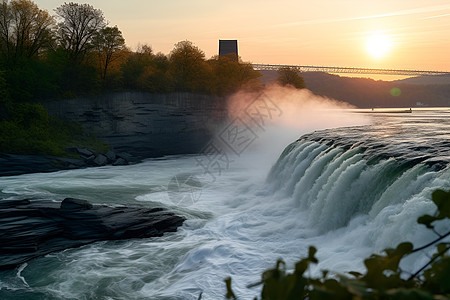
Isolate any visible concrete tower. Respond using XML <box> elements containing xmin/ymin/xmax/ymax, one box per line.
<box><xmin>219</xmin><ymin>40</ymin><xmax>238</xmax><ymax>61</ymax></box>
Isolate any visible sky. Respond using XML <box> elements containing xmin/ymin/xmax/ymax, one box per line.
<box><xmin>34</xmin><ymin>0</ymin><xmax>450</xmax><ymax>79</ymax></box>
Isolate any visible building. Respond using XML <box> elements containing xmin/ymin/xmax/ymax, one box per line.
<box><xmin>219</xmin><ymin>40</ymin><xmax>238</xmax><ymax>61</ymax></box>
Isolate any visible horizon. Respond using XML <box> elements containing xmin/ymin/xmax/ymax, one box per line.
<box><xmin>32</xmin><ymin>0</ymin><xmax>450</xmax><ymax>81</ymax></box>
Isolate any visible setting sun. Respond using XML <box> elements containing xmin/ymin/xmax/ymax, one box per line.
<box><xmin>366</xmin><ymin>33</ymin><xmax>392</xmax><ymax>59</ymax></box>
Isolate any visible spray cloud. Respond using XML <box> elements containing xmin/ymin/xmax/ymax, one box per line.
<box><xmin>226</xmin><ymin>84</ymin><xmax>369</xmax><ymax>133</ymax></box>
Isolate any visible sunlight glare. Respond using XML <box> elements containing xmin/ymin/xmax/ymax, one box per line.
<box><xmin>366</xmin><ymin>33</ymin><xmax>392</xmax><ymax>59</ymax></box>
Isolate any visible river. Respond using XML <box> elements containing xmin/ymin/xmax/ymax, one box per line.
<box><xmin>1</xmin><ymin>108</ymin><xmax>449</xmax><ymax>299</ymax></box>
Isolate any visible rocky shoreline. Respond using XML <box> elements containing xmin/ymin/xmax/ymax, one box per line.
<box><xmin>0</xmin><ymin>198</ymin><xmax>185</xmax><ymax>270</ymax></box>
<box><xmin>0</xmin><ymin>148</ymin><xmax>138</xmax><ymax>177</ymax></box>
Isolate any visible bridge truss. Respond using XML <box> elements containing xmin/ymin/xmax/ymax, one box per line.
<box><xmin>252</xmin><ymin>63</ymin><xmax>450</xmax><ymax>77</ymax></box>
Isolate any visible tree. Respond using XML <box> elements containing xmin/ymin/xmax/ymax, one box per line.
<box><xmin>140</xmin><ymin>52</ymin><xmax>172</xmax><ymax>93</ymax></box>
<box><xmin>168</xmin><ymin>40</ymin><xmax>210</xmax><ymax>93</ymax></box>
<box><xmin>93</xmin><ymin>25</ymin><xmax>125</xmax><ymax>81</ymax></box>
<box><xmin>277</xmin><ymin>66</ymin><xmax>306</xmax><ymax>89</ymax></box>
<box><xmin>0</xmin><ymin>0</ymin><xmax>12</xmax><ymax>59</ymax></box>
<box><xmin>208</xmin><ymin>55</ymin><xmax>262</xmax><ymax>96</ymax></box>
<box><xmin>55</xmin><ymin>2</ymin><xmax>105</xmax><ymax>64</ymax></box>
<box><xmin>0</xmin><ymin>0</ymin><xmax>54</xmax><ymax>63</ymax></box>
<box><xmin>121</xmin><ymin>44</ymin><xmax>154</xmax><ymax>90</ymax></box>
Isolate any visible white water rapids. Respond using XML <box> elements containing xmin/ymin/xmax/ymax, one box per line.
<box><xmin>1</xmin><ymin>109</ymin><xmax>450</xmax><ymax>299</ymax></box>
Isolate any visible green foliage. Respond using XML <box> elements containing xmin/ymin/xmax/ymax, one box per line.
<box><xmin>208</xmin><ymin>55</ymin><xmax>262</xmax><ymax>96</ymax></box>
<box><xmin>168</xmin><ymin>40</ymin><xmax>210</xmax><ymax>93</ymax></box>
<box><xmin>225</xmin><ymin>190</ymin><xmax>450</xmax><ymax>299</ymax></box>
<box><xmin>120</xmin><ymin>41</ymin><xmax>261</xmax><ymax>96</ymax></box>
<box><xmin>121</xmin><ymin>45</ymin><xmax>173</xmax><ymax>92</ymax></box>
<box><xmin>0</xmin><ymin>102</ymin><xmax>108</xmax><ymax>156</ymax></box>
<box><xmin>2</xmin><ymin>57</ymin><xmax>61</xmax><ymax>101</ymax></box>
<box><xmin>418</xmin><ymin>190</ymin><xmax>450</xmax><ymax>229</ymax></box>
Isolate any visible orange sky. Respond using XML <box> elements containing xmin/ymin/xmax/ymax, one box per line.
<box><xmin>35</xmin><ymin>0</ymin><xmax>450</xmax><ymax>79</ymax></box>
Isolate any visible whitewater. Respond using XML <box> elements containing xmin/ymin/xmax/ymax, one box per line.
<box><xmin>1</xmin><ymin>107</ymin><xmax>450</xmax><ymax>299</ymax></box>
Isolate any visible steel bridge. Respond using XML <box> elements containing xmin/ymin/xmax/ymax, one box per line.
<box><xmin>252</xmin><ymin>63</ymin><xmax>450</xmax><ymax>76</ymax></box>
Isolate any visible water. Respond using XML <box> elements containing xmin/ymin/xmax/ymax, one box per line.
<box><xmin>1</xmin><ymin>109</ymin><xmax>450</xmax><ymax>299</ymax></box>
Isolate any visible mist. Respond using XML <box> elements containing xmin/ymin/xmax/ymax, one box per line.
<box><xmin>216</xmin><ymin>84</ymin><xmax>371</xmax><ymax>163</ymax></box>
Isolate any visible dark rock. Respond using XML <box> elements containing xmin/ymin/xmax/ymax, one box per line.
<box><xmin>112</xmin><ymin>157</ymin><xmax>127</xmax><ymax>166</ymax></box>
<box><xmin>93</xmin><ymin>154</ymin><xmax>108</xmax><ymax>166</ymax></box>
<box><xmin>60</xmin><ymin>198</ymin><xmax>93</xmax><ymax>211</ymax></box>
<box><xmin>85</xmin><ymin>155</ymin><xmax>96</xmax><ymax>165</ymax></box>
<box><xmin>0</xmin><ymin>198</ymin><xmax>185</xmax><ymax>270</ymax></box>
<box><xmin>54</xmin><ymin>157</ymin><xmax>86</xmax><ymax>168</ymax></box>
<box><xmin>0</xmin><ymin>199</ymin><xmax>31</xmax><ymax>208</ymax></box>
<box><xmin>116</xmin><ymin>152</ymin><xmax>133</xmax><ymax>162</ymax></box>
<box><xmin>0</xmin><ymin>153</ymin><xmax>60</xmax><ymax>176</ymax></box>
<box><xmin>105</xmin><ymin>150</ymin><xmax>116</xmax><ymax>161</ymax></box>
<box><xmin>76</xmin><ymin>148</ymin><xmax>94</xmax><ymax>157</ymax></box>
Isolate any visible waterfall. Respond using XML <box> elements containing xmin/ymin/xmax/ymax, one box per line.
<box><xmin>267</xmin><ymin>138</ymin><xmax>450</xmax><ymax>233</ymax></box>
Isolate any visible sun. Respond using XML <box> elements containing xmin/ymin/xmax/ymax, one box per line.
<box><xmin>366</xmin><ymin>33</ymin><xmax>392</xmax><ymax>59</ymax></box>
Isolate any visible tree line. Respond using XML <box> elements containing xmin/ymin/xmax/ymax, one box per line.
<box><xmin>0</xmin><ymin>0</ymin><xmax>262</xmax><ymax>102</ymax></box>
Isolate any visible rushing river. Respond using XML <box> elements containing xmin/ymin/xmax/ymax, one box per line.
<box><xmin>1</xmin><ymin>108</ymin><xmax>450</xmax><ymax>299</ymax></box>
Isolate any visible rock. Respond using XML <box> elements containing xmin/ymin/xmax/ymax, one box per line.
<box><xmin>76</xmin><ymin>148</ymin><xmax>94</xmax><ymax>158</ymax></box>
<box><xmin>116</xmin><ymin>152</ymin><xmax>133</xmax><ymax>162</ymax></box>
<box><xmin>60</xmin><ymin>198</ymin><xmax>93</xmax><ymax>211</ymax></box>
<box><xmin>93</xmin><ymin>154</ymin><xmax>108</xmax><ymax>166</ymax></box>
<box><xmin>0</xmin><ymin>153</ymin><xmax>61</xmax><ymax>176</ymax></box>
<box><xmin>85</xmin><ymin>155</ymin><xmax>96</xmax><ymax>165</ymax></box>
<box><xmin>105</xmin><ymin>150</ymin><xmax>116</xmax><ymax>161</ymax></box>
<box><xmin>112</xmin><ymin>157</ymin><xmax>127</xmax><ymax>166</ymax></box>
<box><xmin>0</xmin><ymin>198</ymin><xmax>185</xmax><ymax>270</ymax></box>
<box><xmin>54</xmin><ymin>157</ymin><xmax>86</xmax><ymax>168</ymax></box>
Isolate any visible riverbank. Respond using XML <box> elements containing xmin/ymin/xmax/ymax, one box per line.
<box><xmin>1</xmin><ymin>92</ymin><xmax>228</xmax><ymax>176</ymax></box>
<box><xmin>0</xmin><ymin>148</ymin><xmax>135</xmax><ymax>177</ymax></box>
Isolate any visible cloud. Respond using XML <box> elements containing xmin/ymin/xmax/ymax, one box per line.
<box><xmin>422</xmin><ymin>13</ymin><xmax>450</xmax><ymax>20</ymax></box>
<box><xmin>272</xmin><ymin>4</ymin><xmax>450</xmax><ymax>28</ymax></box>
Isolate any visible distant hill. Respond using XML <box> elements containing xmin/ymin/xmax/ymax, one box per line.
<box><xmin>259</xmin><ymin>70</ymin><xmax>450</xmax><ymax>108</ymax></box>
<box><xmin>394</xmin><ymin>74</ymin><xmax>450</xmax><ymax>85</ymax></box>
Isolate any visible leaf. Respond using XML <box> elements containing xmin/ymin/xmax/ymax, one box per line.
<box><xmin>437</xmin><ymin>243</ymin><xmax>449</xmax><ymax>254</ymax></box>
<box><xmin>391</xmin><ymin>242</ymin><xmax>414</xmax><ymax>257</ymax></box>
<box><xmin>295</xmin><ymin>259</ymin><xmax>309</xmax><ymax>276</ymax></box>
<box><xmin>423</xmin><ymin>255</ymin><xmax>450</xmax><ymax>294</ymax></box>
<box><xmin>343</xmin><ymin>279</ymin><xmax>369</xmax><ymax>297</ymax></box>
<box><xmin>308</xmin><ymin>246</ymin><xmax>318</xmax><ymax>264</ymax></box>
<box><xmin>417</xmin><ymin>214</ymin><xmax>436</xmax><ymax>229</ymax></box>
<box><xmin>348</xmin><ymin>271</ymin><xmax>363</xmax><ymax>278</ymax></box>
<box><xmin>432</xmin><ymin>189</ymin><xmax>450</xmax><ymax>219</ymax></box>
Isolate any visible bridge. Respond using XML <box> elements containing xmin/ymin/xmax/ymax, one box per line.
<box><xmin>252</xmin><ymin>63</ymin><xmax>450</xmax><ymax>77</ymax></box>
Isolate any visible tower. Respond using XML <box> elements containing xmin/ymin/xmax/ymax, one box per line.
<box><xmin>219</xmin><ymin>40</ymin><xmax>238</xmax><ymax>61</ymax></box>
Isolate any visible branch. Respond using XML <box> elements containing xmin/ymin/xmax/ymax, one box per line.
<box><xmin>411</xmin><ymin>230</ymin><xmax>450</xmax><ymax>253</ymax></box>
<box><xmin>408</xmin><ymin>246</ymin><xmax>449</xmax><ymax>281</ymax></box>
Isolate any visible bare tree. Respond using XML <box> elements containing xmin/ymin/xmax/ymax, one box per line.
<box><xmin>55</xmin><ymin>2</ymin><xmax>105</xmax><ymax>63</ymax></box>
<box><xmin>0</xmin><ymin>0</ymin><xmax>12</xmax><ymax>58</ymax></box>
<box><xmin>0</xmin><ymin>0</ymin><xmax>54</xmax><ymax>62</ymax></box>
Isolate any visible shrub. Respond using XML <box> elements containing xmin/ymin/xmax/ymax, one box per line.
<box><xmin>0</xmin><ymin>102</ymin><xmax>108</xmax><ymax>156</ymax></box>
